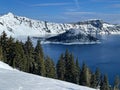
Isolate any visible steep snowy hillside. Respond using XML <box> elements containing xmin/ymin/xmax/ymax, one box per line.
<box><xmin>0</xmin><ymin>61</ymin><xmax>97</xmax><ymax>90</ymax></box>
<box><xmin>0</xmin><ymin>12</ymin><xmax>120</xmax><ymax>38</ymax></box>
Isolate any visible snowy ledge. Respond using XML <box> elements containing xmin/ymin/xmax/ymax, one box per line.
<box><xmin>41</xmin><ymin>41</ymin><xmax>101</xmax><ymax>45</ymax></box>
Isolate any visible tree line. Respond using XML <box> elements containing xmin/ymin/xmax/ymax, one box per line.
<box><xmin>0</xmin><ymin>31</ymin><xmax>119</xmax><ymax>90</ymax></box>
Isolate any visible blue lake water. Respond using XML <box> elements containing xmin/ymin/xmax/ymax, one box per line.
<box><xmin>40</xmin><ymin>35</ymin><xmax>120</xmax><ymax>85</ymax></box>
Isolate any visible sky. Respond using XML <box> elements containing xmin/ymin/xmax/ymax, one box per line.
<box><xmin>0</xmin><ymin>0</ymin><xmax>120</xmax><ymax>24</ymax></box>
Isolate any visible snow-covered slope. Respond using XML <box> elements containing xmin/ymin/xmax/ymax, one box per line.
<box><xmin>0</xmin><ymin>61</ymin><xmax>13</xmax><ymax>70</ymax></box>
<box><xmin>0</xmin><ymin>61</ymin><xmax>97</xmax><ymax>90</ymax></box>
<box><xmin>0</xmin><ymin>12</ymin><xmax>120</xmax><ymax>38</ymax></box>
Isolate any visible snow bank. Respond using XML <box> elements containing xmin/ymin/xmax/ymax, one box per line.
<box><xmin>0</xmin><ymin>61</ymin><xmax>97</xmax><ymax>90</ymax></box>
<box><xmin>0</xmin><ymin>61</ymin><xmax>13</xmax><ymax>70</ymax></box>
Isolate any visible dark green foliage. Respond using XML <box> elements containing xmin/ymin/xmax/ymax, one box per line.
<box><xmin>75</xmin><ymin>58</ymin><xmax>81</xmax><ymax>84</ymax></box>
<box><xmin>34</xmin><ymin>40</ymin><xmax>45</xmax><ymax>76</ymax></box>
<box><xmin>113</xmin><ymin>76</ymin><xmax>120</xmax><ymax>90</ymax></box>
<box><xmin>6</xmin><ymin>36</ymin><xmax>15</xmax><ymax>66</ymax></box>
<box><xmin>0</xmin><ymin>31</ymin><xmax>8</xmax><ymax>62</ymax></box>
<box><xmin>64</xmin><ymin>49</ymin><xmax>77</xmax><ymax>83</ymax></box>
<box><xmin>56</xmin><ymin>53</ymin><xmax>65</xmax><ymax>80</ymax></box>
<box><xmin>80</xmin><ymin>62</ymin><xmax>91</xmax><ymax>86</ymax></box>
<box><xmin>64</xmin><ymin>49</ymin><xmax>70</xmax><ymax>81</ymax></box>
<box><xmin>66</xmin><ymin>54</ymin><xmax>76</xmax><ymax>83</ymax></box>
<box><xmin>100</xmin><ymin>74</ymin><xmax>110</xmax><ymax>90</ymax></box>
<box><xmin>90</xmin><ymin>68</ymin><xmax>101</xmax><ymax>88</ymax></box>
<box><xmin>13</xmin><ymin>40</ymin><xmax>27</xmax><ymax>71</ymax></box>
<box><xmin>91</xmin><ymin>74</ymin><xmax>97</xmax><ymax>88</ymax></box>
<box><xmin>24</xmin><ymin>36</ymin><xmax>34</xmax><ymax>73</ymax></box>
<box><xmin>45</xmin><ymin>56</ymin><xmax>56</xmax><ymax>78</ymax></box>
<box><xmin>0</xmin><ymin>46</ymin><xmax>3</xmax><ymax>60</ymax></box>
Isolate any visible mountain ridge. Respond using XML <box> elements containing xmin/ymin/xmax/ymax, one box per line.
<box><xmin>0</xmin><ymin>12</ymin><xmax>120</xmax><ymax>38</ymax></box>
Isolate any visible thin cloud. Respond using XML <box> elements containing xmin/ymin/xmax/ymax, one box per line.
<box><xmin>31</xmin><ymin>2</ymin><xmax>72</xmax><ymax>7</ymax></box>
<box><xmin>111</xmin><ymin>4</ymin><xmax>120</xmax><ymax>8</ymax></box>
<box><xmin>64</xmin><ymin>11</ymin><xmax>120</xmax><ymax>24</ymax></box>
<box><xmin>65</xmin><ymin>11</ymin><xmax>96</xmax><ymax>15</ymax></box>
<box><xmin>91</xmin><ymin>0</ymin><xmax>120</xmax><ymax>3</ymax></box>
<box><xmin>74</xmin><ymin>0</ymin><xmax>80</xmax><ymax>9</ymax></box>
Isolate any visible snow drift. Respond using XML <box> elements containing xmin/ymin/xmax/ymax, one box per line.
<box><xmin>0</xmin><ymin>61</ymin><xmax>97</xmax><ymax>90</ymax></box>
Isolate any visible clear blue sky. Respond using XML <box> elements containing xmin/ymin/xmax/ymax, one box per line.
<box><xmin>0</xmin><ymin>0</ymin><xmax>120</xmax><ymax>24</ymax></box>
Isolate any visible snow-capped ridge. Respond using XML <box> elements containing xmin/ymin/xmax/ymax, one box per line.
<box><xmin>2</xmin><ymin>12</ymin><xmax>15</xmax><ymax>18</ymax></box>
<box><xmin>0</xmin><ymin>12</ymin><xmax>120</xmax><ymax>39</ymax></box>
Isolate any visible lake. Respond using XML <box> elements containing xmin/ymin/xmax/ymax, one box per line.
<box><xmin>41</xmin><ymin>35</ymin><xmax>120</xmax><ymax>85</ymax></box>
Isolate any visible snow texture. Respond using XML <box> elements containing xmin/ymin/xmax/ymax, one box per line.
<box><xmin>0</xmin><ymin>12</ymin><xmax>120</xmax><ymax>38</ymax></box>
<box><xmin>0</xmin><ymin>61</ymin><xmax>97</xmax><ymax>90</ymax></box>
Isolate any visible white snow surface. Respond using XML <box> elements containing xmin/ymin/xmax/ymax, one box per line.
<box><xmin>0</xmin><ymin>61</ymin><xmax>97</xmax><ymax>90</ymax></box>
<box><xmin>0</xmin><ymin>61</ymin><xmax>13</xmax><ymax>70</ymax></box>
<box><xmin>0</xmin><ymin>12</ymin><xmax>120</xmax><ymax>38</ymax></box>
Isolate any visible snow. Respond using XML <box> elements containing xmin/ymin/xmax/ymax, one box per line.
<box><xmin>0</xmin><ymin>61</ymin><xmax>97</xmax><ymax>90</ymax></box>
<box><xmin>0</xmin><ymin>61</ymin><xmax>13</xmax><ymax>70</ymax></box>
<box><xmin>103</xmin><ymin>23</ymin><xmax>114</xmax><ymax>28</ymax></box>
<box><xmin>0</xmin><ymin>12</ymin><xmax>120</xmax><ymax>39</ymax></box>
<box><xmin>41</xmin><ymin>41</ymin><xmax>101</xmax><ymax>45</ymax></box>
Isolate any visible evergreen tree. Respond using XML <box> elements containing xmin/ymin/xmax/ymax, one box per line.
<box><xmin>0</xmin><ymin>46</ymin><xmax>3</xmax><ymax>60</ymax></box>
<box><xmin>34</xmin><ymin>40</ymin><xmax>45</xmax><ymax>76</ymax></box>
<box><xmin>95</xmin><ymin>68</ymin><xmax>101</xmax><ymax>87</ymax></box>
<box><xmin>91</xmin><ymin>68</ymin><xmax>101</xmax><ymax>88</ymax></box>
<box><xmin>6</xmin><ymin>36</ymin><xmax>15</xmax><ymax>66</ymax></box>
<box><xmin>0</xmin><ymin>31</ymin><xmax>8</xmax><ymax>62</ymax></box>
<box><xmin>56</xmin><ymin>53</ymin><xmax>65</xmax><ymax>80</ymax></box>
<box><xmin>75</xmin><ymin>58</ymin><xmax>81</xmax><ymax>84</ymax></box>
<box><xmin>91</xmin><ymin>73</ymin><xmax>97</xmax><ymax>88</ymax></box>
<box><xmin>64</xmin><ymin>49</ymin><xmax>70</xmax><ymax>81</ymax></box>
<box><xmin>113</xmin><ymin>75</ymin><xmax>120</xmax><ymax>90</ymax></box>
<box><xmin>13</xmin><ymin>40</ymin><xmax>27</xmax><ymax>71</ymax></box>
<box><xmin>100</xmin><ymin>74</ymin><xmax>110</xmax><ymax>90</ymax></box>
<box><xmin>80</xmin><ymin>62</ymin><xmax>91</xmax><ymax>86</ymax></box>
<box><xmin>45</xmin><ymin>56</ymin><xmax>56</xmax><ymax>78</ymax></box>
<box><xmin>68</xmin><ymin>54</ymin><xmax>76</xmax><ymax>83</ymax></box>
<box><xmin>24</xmin><ymin>36</ymin><xmax>34</xmax><ymax>73</ymax></box>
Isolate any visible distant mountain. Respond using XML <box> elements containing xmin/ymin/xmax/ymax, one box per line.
<box><xmin>0</xmin><ymin>12</ymin><xmax>120</xmax><ymax>44</ymax></box>
<box><xmin>0</xmin><ymin>61</ymin><xmax>96</xmax><ymax>90</ymax></box>
<box><xmin>0</xmin><ymin>12</ymin><xmax>120</xmax><ymax>38</ymax></box>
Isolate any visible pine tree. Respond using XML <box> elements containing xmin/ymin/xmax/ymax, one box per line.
<box><xmin>68</xmin><ymin>54</ymin><xmax>76</xmax><ymax>83</ymax></box>
<box><xmin>113</xmin><ymin>75</ymin><xmax>120</xmax><ymax>90</ymax></box>
<box><xmin>0</xmin><ymin>46</ymin><xmax>3</xmax><ymax>60</ymax></box>
<box><xmin>0</xmin><ymin>31</ymin><xmax>8</xmax><ymax>62</ymax></box>
<box><xmin>100</xmin><ymin>74</ymin><xmax>110</xmax><ymax>90</ymax></box>
<box><xmin>91</xmin><ymin>73</ymin><xmax>97</xmax><ymax>88</ymax></box>
<box><xmin>95</xmin><ymin>68</ymin><xmax>101</xmax><ymax>88</ymax></box>
<box><xmin>56</xmin><ymin>53</ymin><xmax>65</xmax><ymax>80</ymax></box>
<box><xmin>13</xmin><ymin>40</ymin><xmax>27</xmax><ymax>71</ymax></box>
<box><xmin>34</xmin><ymin>40</ymin><xmax>45</xmax><ymax>76</ymax></box>
<box><xmin>75</xmin><ymin>58</ymin><xmax>81</xmax><ymax>84</ymax></box>
<box><xmin>45</xmin><ymin>56</ymin><xmax>56</xmax><ymax>78</ymax></box>
<box><xmin>90</xmin><ymin>68</ymin><xmax>101</xmax><ymax>88</ymax></box>
<box><xmin>64</xmin><ymin>49</ymin><xmax>70</xmax><ymax>81</ymax></box>
<box><xmin>80</xmin><ymin>62</ymin><xmax>91</xmax><ymax>86</ymax></box>
<box><xmin>6</xmin><ymin>36</ymin><xmax>15</xmax><ymax>66</ymax></box>
<box><xmin>24</xmin><ymin>36</ymin><xmax>34</xmax><ymax>73</ymax></box>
